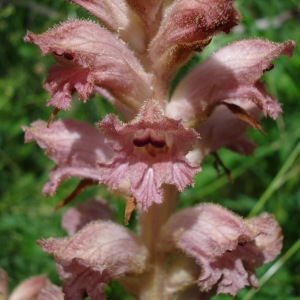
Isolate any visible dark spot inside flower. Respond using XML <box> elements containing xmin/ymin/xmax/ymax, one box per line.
<box><xmin>133</xmin><ymin>137</ymin><xmax>166</xmax><ymax>148</ymax></box>
<box><xmin>263</xmin><ymin>64</ymin><xmax>274</xmax><ymax>72</ymax></box>
<box><xmin>238</xmin><ymin>241</ymin><xmax>247</xmax><ymax>246</ymax></box>
<box><xmin>63</xmin><ymin>53</ymin><xmax>74</xmax><ymax>60</ymax></box>
<box><xmin>133</xmin><ymin>137</ymin><xmax>150</xmax><ymax>147</ymax></box>
<box><xmin>150</xmin><ymin>138</ymin><xmax>166</xmax><ymax>148</ymax></box>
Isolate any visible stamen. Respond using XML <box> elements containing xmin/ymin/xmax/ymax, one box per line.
<box><xmin>54</xmin><ymin>179</ymin><xmax>96</xmax><ymax>211</ymax></box>
<box><xmin>133</xmin><ymin>137</ymin><xmax>151</xmax><ymax>147</ymax></box>
<box><xmin>149</xmin><ymin>138</ymin><xmax>166</xmax><ymax>148</ymax></box>
<box><xmin>47</xmin><ymin>107</ymin><xmax>60</xmax><ymax>128</ymax></box>
<box><xmin>63</xmin><ymin>53</ymin><xmax>74</xmax><ymax>60</ymax></box>
<box><xmin>133</xmin><ymin>129</ymin><xmax>166</xmax><ymax>148</ymax></box>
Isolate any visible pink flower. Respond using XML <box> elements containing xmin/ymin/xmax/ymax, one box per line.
<box><xmin>98</xmin><ymin>100</ymin><xmax>200</xmax><ymax>209</ymax></box>
<box><xmin>37</xmin><ymin>203</ymin><xmax>282</xmax><ymax>298</ymax></box>
<box><xmin>160</xmin><ymin>204</ymin><xmax>282</xmax><ymax>296</ymax></box>
<box><xmin>0</xmin><ymin>268</ymin><xmax>63</xmax><ymax>300</ymax></box>
<box><xmin>24</xmin><ymin>20</ymin><xmax>152</xmax><ymax>117</ymax></box>
<box><xmin>167</xmin><ymin>39</ymin><xmax>295</xmax><ymax>160</ymax></box>
<box><xmin>38</xmin><ymin>221</ymin><xmax>149</xmax><ymax>299</ymax></box>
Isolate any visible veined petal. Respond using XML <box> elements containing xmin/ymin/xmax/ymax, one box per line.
<box><xmin>38</xmin><ymin>221</ymin><xmax>148</xmax><ymax>300</ymax></box>
<box><xmin>167</xmin><ymin>39</ymin><xmax>295</xmax><ymax>127</ymax></box>
<box><xmin>24</xmin><ymin>20</ymin><xmax>152</xmax><ymax>113</ymax></box>
<box><xmin>160</xmin><ymin>204</ymin><xmax>282</xmax><ymax>296</ymax></box>
<box><xmin>69</xmin><ymin>0</ymin><xmax>146</xmax><ymax>53</ymax></box>
<box><xmin>149</xmin><ymin>0</ymin><xmax>241</xmax><ymax>78</ymax></box>
<box><xmin>22</xmin><ymin>119</ymin><xmax>112</xmax><ymax>195</ymax></box>
<box><xmin>98</xmin><ymin>101</ymin><xmax>200</xmax><ymax>209</ymax></box>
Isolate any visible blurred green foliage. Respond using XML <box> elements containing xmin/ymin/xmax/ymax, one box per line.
<box><xmin>0</xmin><ymin>0</ymin><xmax>299</xmax><ymax>299</ymax></box>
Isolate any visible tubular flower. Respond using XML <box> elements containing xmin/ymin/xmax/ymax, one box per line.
<box><xmin>166</xmin><ymin>39</ymin><xmax>295</xmax><ymax>161</ymax></box>
<box><xmin>98</xmin><ymin>100</ymin><xmax>200</xmax><ymax>209</ymax></box>
<box><xmin>160</xmin><ymin>204</ymin><xmax>283</xmax><ymax>296</ymax></box>
<box><xmin>38</xmin><ymin>221</ymin><xmax>149</xmax><ymax>300</ymax></box>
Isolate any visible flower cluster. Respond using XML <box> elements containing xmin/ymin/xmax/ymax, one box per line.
<box><xmin>17</xmin><ymin>0</ymin><xmax>295</xmax><ymax>299</ymax></box>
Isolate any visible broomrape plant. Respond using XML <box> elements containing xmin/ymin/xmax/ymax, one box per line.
<box><xmin>1</xmin><ymin>0</ymin><xmax>295</xmax><ymax>299</ymax></box>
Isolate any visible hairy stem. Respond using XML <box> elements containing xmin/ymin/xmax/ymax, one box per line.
<box><xmin>137</xmin><ymin>185</ymin><xmax>179</xmax><ymax>299</ymax></box>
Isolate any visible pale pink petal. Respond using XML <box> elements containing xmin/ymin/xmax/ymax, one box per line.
<box><xmin>98</xmin><ymin>101</ymin><xmax>200</xmax><ymax>209</ymax></box>
<box><xmin>62</xmin><ymin>199</ymin><xmax>114</xmax><ymax>235</ymax></box>
<box><xmin>24</xmin><ymin>20</ymin><xmax>152</xmax><ymax>113</ymax></box>
<box><xmin>161</xmin><ymin>204</ymin><xmax>283</xmax><ymax>296</ymax></box>
<box><xmin>167</xmin><ymin>39</ymin><xmax>295</xmax><ymax>127</ymax></box>
<box><xmin>44</xmin><ymin>65</ymin><xmax>93</xmax><ymax>110</ymax></box>
<box><xmin>9</xmin><ymin>275</ymin><xmax>48</xmax><ymax>300</ymax></box>
<box><xmin>70</xmin><ymin>0</ymin><xmax>146</xmax><ymax>53</ymax></box>
<box><xmin>126</xmin><ymin>0</ymin><xmax>163</xmax><ymax>37</ymax></box>
<box><xmin>192</xmin><ymin>103</ymin><xmax>258</xmax><ymax>162</ymax></box>
<box><xmin>149</xmin><ymin>0</ymin><xmax>241</xmax><ymax>78</ymax></box>
<box><xmin>23</xmin><ymin>119</ymin><xmax>112</xmax><ymax>195</ymax></box>
<box><xmin>246</xmin><ymin>212</ymin><xmax>283</xmax><ymax>264</ymax></box>
<box><xmin>164</xmin><ymin>254</ymin><xmax>202</xmax><ymax>297</ymax></box>
<box><xmin>38</xmin><ymin>221</ymin><xmax>148</xmax><ymax>299</ymax></box>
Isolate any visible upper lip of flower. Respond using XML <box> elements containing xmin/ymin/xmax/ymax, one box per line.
<box><xmin>133</xmin><ymin>128</ymin><xmax>167</xmax><ymax>149</ymax></box>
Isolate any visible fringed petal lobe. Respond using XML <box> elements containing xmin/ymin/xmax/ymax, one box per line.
<box><xmin>160</xmin><ymin>204</ymin><xmax>282</xmax><ymax>296</ymax></box>
<box><xmin>24</xmin><ymin>20</ymin><xmax>152</xmax><ymax>112</ymax></box>
<box><xmin>168</xmin><ymin>39</ymin><xmax>295</xmax><ymax>126</ymax></box>
<box><xmin>98</xmin><ymin>101</ymin><xmax>200</xmax><ymax>209</ymax></box>
<box><xmin>23</xmin><ymin>119</ymin><xmax>112</xmax><ymax>195</ymax></box>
